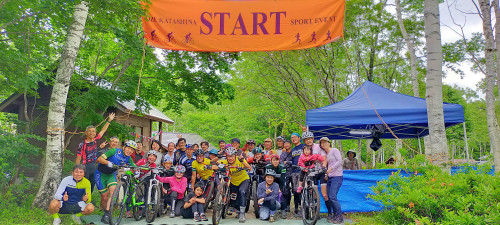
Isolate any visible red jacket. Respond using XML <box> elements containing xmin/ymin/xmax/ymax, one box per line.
<box><xmin>136</xmin><ymin>158</ymin><xmax>156</xmax><ymax>178</ymax></box>
<box><xmin>298</xmin><ymin>154</ymin><xmax>323</xmax><ymax>169</ymax></box>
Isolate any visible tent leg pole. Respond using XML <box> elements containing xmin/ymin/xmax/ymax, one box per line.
<box><xmin>463</xmin><ymin>122</ymin><xmax>470</xmax><ymax>163</ymax></box>
<box><xmin>418</xmin><ymin>137</ymin><xmax>422</xmax><ymax>154</ymax></box>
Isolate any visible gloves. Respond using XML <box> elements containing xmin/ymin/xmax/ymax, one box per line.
<box><xmin>205</xmin><ymin>165</ymin><xmax>211</xmax><ymax>170</ymax></box>
<box><xmin>218</xmin><ymin>164</ymin><xmax>226</xmax><ymax>169</ymax></box>
<box><xmin>107</xmin><ymin>161</ymin><xmax>114</xmax><ymax>168</ymax></box>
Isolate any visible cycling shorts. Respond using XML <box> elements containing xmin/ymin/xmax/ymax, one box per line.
<box><xmin>59</xmin><ymin>201</ymin><xmax>89</xmax><ymax>214</ymax></box>
<box><xmin>95</xmin><ymin>170</ymin><xmax>117</xmax><ymax>194</ymax></box>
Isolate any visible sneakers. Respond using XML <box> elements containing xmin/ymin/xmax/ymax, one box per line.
<box><xmin>327</xmin><ymin>214</ymin><xmax>335</xmax><ymax>223</ymax></box>
<box><xmin>126</xmin><ymin>211</ymin><xmax>133</xmax><ymax>218</ymax></box>
<box><xmin>101</xmin><ymin>213</ymin><xmax>110</xmax><ymax>224</ymax></box>
<box><xmin>238</xmin><ymin>212</ymin><xmax>246</xmax><ymax>223</ymax></box>
<box><xmin>281</xmin><ymin>210</ymin><xmax>288</xmax><ymax>219</ymax></box>
<box><xmin>332</xmin><ymin>214</ymin><xmax>344</xmax><ymax>224</ymax></box>
<box><xmin>296</xmin><ymin>186</ymin><xmax>303</xmax><ymax>193</ymax></box>
<box><xmin>294</xmin><ymin>209</ymin><xmax>301</xmax><ymax>218</ymax></box>
<box><xmin>169</xmin><ymin>211</ymin><xmax>175</xmax><ymax>218</ymax></box>
<box><xmin>52</xmin><ymin>218</ymin><xmax>61</xmax><ymax>225</ymax></box>
<box><xmin>71</xmin><ymin>214</ymin><xmax>82</xmax><ymax>224</ymax></box>
<box><xmin>194</xmin><ymin>213</ymin><xmax>201</xmax><ymax>222</ymax></box>
<box><xmin>200</xmin><ymin>213</ymin><xmax>208</xmax><ymax>221</ymax></box>
<box><xmin>269</xmin><ymin>215</ymin><xmax>275</xmax><ymax>222</ymax></box>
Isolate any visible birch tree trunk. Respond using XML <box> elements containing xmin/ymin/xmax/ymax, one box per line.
<box><xmin>396</xmin><ymin>0</ymin><xmax>420</xmax><ymax>97</ymax></box>
<box><xmin>493</xmin><ymin>0</ymin><xmax>500</xmax><ymax>95</ymax></box>
<box><xmin>423</xmin><ymin>0</ymin><xmax>449</xmax><ymax>165</ymax></box>
<box><xmin>32</xmin><ymin>1</ymin><xmax>89</xmax><ymax>208</ymax></box>
<box><xmin>479</xmin><ymin>0</ymin><xmax>500</xmax><ymax>173</ymax></box>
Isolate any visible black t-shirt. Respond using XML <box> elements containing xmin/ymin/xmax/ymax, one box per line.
<box><xmin>133</xmin><ymin>152</ymin><xmax>143</xmax><ymax>163</ymax></box>
<box><xmin>183</xmin><ymin>192</ymin><xmax>204</xmax><ymax>206</ymax></box>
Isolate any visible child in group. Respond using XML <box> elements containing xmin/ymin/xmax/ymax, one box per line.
<box><xmin>297</xmin><ymin>145</ymin><xmax>324</xmax><ymax>193</ymax></box>
<box><xmin>156</xmin><ymin>165</ymin><xmax>187</xmax><ymax>218</ymax></box>
<box><xmin>257</xmin><ymin>169</ymin><xmax>281</xmax><ymax>222</ymax></box>
<box><xmin>125</xmin><ymin>150</ymin><xmax>158</xmax><ymax>218</ymax></box>
<box><xmin>181</xmin><ymin>184</ymin><xmax>209</xmax><ymax>221</ymax></box>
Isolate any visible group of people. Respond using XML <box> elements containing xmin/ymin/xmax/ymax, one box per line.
<box><xmin>48</xmin><ymin>113</ymin><xmax>346</xmax><ymax>225</ymax></box>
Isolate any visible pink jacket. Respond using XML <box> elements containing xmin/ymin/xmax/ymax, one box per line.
<box><xmin>156</xmin><ymin>175</ymin><xmax>187</xmax><ymax>199</ymax></box>
<box><xmin>298</xmin><ymin>154</ymin><xmax>324</xmax><ymax>169</ymax></box>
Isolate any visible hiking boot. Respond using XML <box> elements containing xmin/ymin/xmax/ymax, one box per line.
<box><xmin>269</xmin><ymin>215</ymin><xmax>275</xmax><ymax>222</ymax></box>
<box><xmin>200</xmin><ymin>213</ymin><xmax>208</xmax><ymax>221</ymax></box>
<box><xmin>193</xmin><ymin>213</ymin><xmax>201</xmax><ymax>222</ymax></box>
<box><xmin>52</xmin><ymin>218</ymin><xmax>61</xmax><ymax>225</ymax></box>
<box><xmin>100</xmin><ymin>213</ymin><xmax>110</xmax><ymax>224</ymax></box>
<box><xmin>71</xmin><ymin>214</ymin><xmax>82</xmax><ymax>224</ymax></box>
<box><xmin>238</xmin><ymin>212</ymin><xmax>246</xmax><ymax>223</ymax></box>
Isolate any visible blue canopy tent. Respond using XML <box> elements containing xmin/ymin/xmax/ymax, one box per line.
<box><xmin>306</xmin><ymin>81</ymin><xmax>465</xmax><ymax>140</ymax></box>
<box><xmin>306</xmin><ymin>81</ymin><xmax>466</xmax><ymax>213</ymax></box>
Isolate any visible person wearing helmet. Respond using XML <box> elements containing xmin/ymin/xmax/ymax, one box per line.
<box><xmin>265</xmin><ymin>154</ymin><xmax>287</xmax><ymax>218</ymax></box>
<box><xmin>247</xmin><ymin>147</ymin><xmax>269</xmax><ymax>179</ymax></box>
<box><xmin>257</xmin><ymin>169</ymin><xmax>281</xmax><ymax>222</ymax></box>
<box><xmin>208</xmin><ymin>148</ymin><xmax>220</xmax><ymax>163</ymax></box>
<box><xmin>95</xmin><ymin>140</ymin><xmax>137</xmax><ymax>223</ymax></box>
<box><xmin>156</xmin><ymin>165</ymin><xmax>188</xmax><ymax>218</ymax></box>
<box><xmin>179</xmin><ymin>144</ymin><xmax>196</xmax><ymax>187</ymax></box>
<box><xmin>343</xmin><ymin>150</ymin><xmax>360</xmax><ymax>170</ymax></box>
<box><xmin>218</xmin><ymin>147</ymin><xmax>251</xmax><ymax>223</ymax></box>
<box><xmin>276</xmin><ymin>136</ymin><xmax>286</xmax><ymax>156</ymax></box>
<box><xmin>136</xmin><ymin>150</ymin><xmax>158</xmax><ymax>177</ymax></box>
<box><xmin>191</xmin><ymin>149</ymin><xmax>218</xmax><ymax>189</ymax></box>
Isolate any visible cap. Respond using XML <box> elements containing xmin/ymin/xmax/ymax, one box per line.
<box><xmin>231</xmin><ymin>138</ymin><xmax>240</xmax><ymax>144</ymax></box>
<box><xmin>264</xmin><ymin>138</ymin><xmax>272</xmax><ymax>142</ymax></box>
<box><xmin>291</xmin><ymin>133</ymin><xmax>300</xmax><ymax>138</ymax></box>
<box><xmin>319</xmin><ymin>137</ymin><xmax>331</xmax><ymax>143</ymax></box>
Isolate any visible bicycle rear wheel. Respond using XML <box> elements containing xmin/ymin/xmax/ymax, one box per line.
<box><xmin>132</xmin><ymin>181</ymin><xmax>146</xmax><ymax>221</ymax></box>
<box><xmin>145</xmin><ymin>184</ymin><xmax>160</xmax><ymax>223</ymax></box>
<box><xmin>203</xmin><ymin>180</ymin><xmax>215</xmax><ymax>212</ymax></box>
<box><xmin>252</xmin><ymin>180</ymin><xmax>259</xmax><ymax>218</ymax></box>
<box><xmin>109</xmin><ymin>182</ymin><xmax>128</xmax><ymax>225</ymax></box>
<box><xmin>212</xmin><ymin>181</ymin><xmax>228</xmax><ymax>225</ymax></box>
<box><xmin>301</xmin><ymin>186</ymin><xmax>321</xmax><ymax>225</ymax></box>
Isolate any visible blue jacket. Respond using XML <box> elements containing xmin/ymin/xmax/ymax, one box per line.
<box><xmin>257</xmin><ymin>181</ymin><xmax>280</xmax><ymax>201</ymax></box>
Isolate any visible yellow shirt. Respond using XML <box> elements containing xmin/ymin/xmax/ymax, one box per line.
<box><xmin>192</xmin><ymin>158</ymin><xmax>214</xmax><ymax>180</ymax></box>
<box><xmin>218</xmin><ymin>158</ymin><xmax>250</xmax><ymax>186</ymax></box>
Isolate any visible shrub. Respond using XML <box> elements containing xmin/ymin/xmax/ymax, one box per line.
<box><xmin>369</xmin><ymin>164</ymin><xmax>500</xmax><ymax>225</ymax></box>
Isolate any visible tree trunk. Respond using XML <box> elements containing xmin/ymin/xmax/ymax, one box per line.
<box><xmin>32</xmin><ymin>1</ymin><xmax>89</xmax><ymax>209</ymax></box>
<box><xmin>395</xmin><ymin>139</ymin><xmax>402</xmax><ymax>166</ymax></box>
<box><xmin>423</xmin><ymin>0</ymin><xmax>449</xmax><ymax>166</ymax></box>
<box><xmin>492</xmin><ymin>0</ymin><xmax>500</xmax><ymax>95</ymax></box>
<box><xmin>396</xmin><ymin>0</ymin><xmax>420</xmax><ymax>97</ymax></box>
<box><xmin>479</xmin><ymin>0</ymin><xmax>500</xmax><ymax>173</ymax></box>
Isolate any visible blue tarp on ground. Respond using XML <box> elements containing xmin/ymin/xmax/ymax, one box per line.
<box><xmin>306</xmin><ymin>81</ymin><xmax>465</xmax><ymax>140</ymax></box>
<box><xmin>318</xmin><ymin>166</ymin><xmax>495</xmax><ymax>213</ymax></box>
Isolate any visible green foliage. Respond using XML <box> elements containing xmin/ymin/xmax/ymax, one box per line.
<box><xmin>370</xmin><ymin>164</ymin><xmax>500</xmax><ymax>224</ymax></box>
<box><xmin>0</xmin><ymin>182</ymin><xmax>53</xmax><ymax>225</ymax></box>
<box><xmin>0</xmin><ymin>129</ymin><xmax>44</xmax><ymax>183</ymax></box>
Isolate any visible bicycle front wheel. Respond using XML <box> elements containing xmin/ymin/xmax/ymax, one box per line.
<box><xmin>145</xmin><ymin>184</ymin><xmax>161</xmax><ymax>223</ymax></box>
<box><xmin>212</xmin><ymin>181</ymin><xmax>228</xmax><ymax>225</ymax></box>
<box><xmin>301</xmin><ymin>186</ymin><xmax>320</xmax><ymax>225</ymax></box>
<box><xmin>133</xmin><ymin>181</ymin><xmax>146</xmax><ymax>221</ymax></box>
<box><xmin>109</xmin><ymin>182</ymin><xmax>128</xmax><ymax>225</ymax></box>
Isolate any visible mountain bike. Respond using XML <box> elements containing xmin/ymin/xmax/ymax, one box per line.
<box><xmin>212</xmin><ymin>165</ymin><xmax>247</xmax><ymax>225</ymax></box>
<box><xmin>247</xmin><ymin>163</ymin><xmax>267</xmax><ymax>218</ymax></box>
<box><xmin>109</xmin><ymin>165</ymin><xmax>149</xmax><ymax>225</ymax></box>
<box><xmin>141</xmin><ymin>168</ymin><xmax>164</xmax><ymax>223</ymax></box>
<box><xmin>293</xmin><ymin>165</ymin><xmax>324</xmax><ymax>225</ymax></box>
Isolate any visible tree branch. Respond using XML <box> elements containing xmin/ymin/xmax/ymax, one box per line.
<box><xmin>0</xmin><ymin>11</ymin><xmax>43</xmax><ymax>30</ymax></box>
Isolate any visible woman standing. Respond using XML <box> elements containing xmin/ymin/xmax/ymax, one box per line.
<box><xmin>319</xmin><ymin>137</ymin><xmax>344</xmax><ymax>224</ymax></box>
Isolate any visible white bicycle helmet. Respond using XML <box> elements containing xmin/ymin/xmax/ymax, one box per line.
<box><xmin>225</xmin><ymin>147</ymin><xmax>237</xmax><ymax>156</ymax></box>
<box><xmin>124</xmin><ymin>140</ymin><xmax>138</xmax><ymax>150</ymax></box>
<box><xmin>302</xmin><ymin>131</ymin><xmax>314</xmax><ymax>139</ymax></box>
<box><xmin>147</xmin><ymin>150</ymin><xmax>158</xmax><ymax>157</ymax></box>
